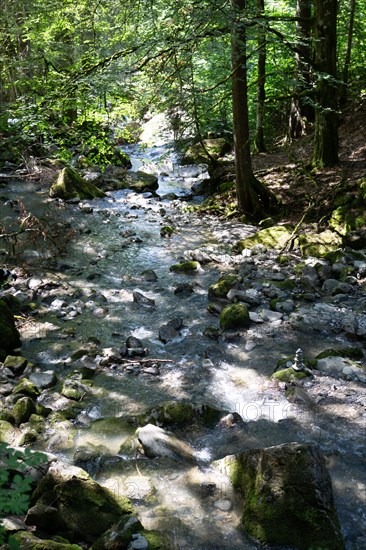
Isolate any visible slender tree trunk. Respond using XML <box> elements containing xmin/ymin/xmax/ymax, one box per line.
<box><xmin>255</xmin><ymin>0</ymin><xmax>266</xmax><ymax>152</ymax></box>
<box><xmin>340</xmin><ymin>0</ymin><xmax>356</xmax><ymax>104</ymax></box>
<box><xmin>289</xmin><ymin>0</ymin><xmax>313</xmax><ymax>139</ymax></box>
<box><xmin>312</xmin><ymin>0</ymin><xmax>339</xmax><ymax>167</ymax></box>
<box><xmin>231</xmin><ymin>0</ymin><xmax>278</xmax><ymax>218</ymax></box>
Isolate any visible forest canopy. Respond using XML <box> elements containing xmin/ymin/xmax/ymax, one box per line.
<box><xmin>0</xmin><ymin>0</ymin><xmax>365</xmax><ymax>215</ymax></box>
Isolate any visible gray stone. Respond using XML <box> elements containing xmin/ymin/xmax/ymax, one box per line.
<box><xmin>29</xmin><ymin>371</ymin><xmax>58</xmax><ymax>389</ymax></box>
<box><xmin>136</xmin><ymin>423</ymin><xmax>196</xmax><ymax>462</ymax></box>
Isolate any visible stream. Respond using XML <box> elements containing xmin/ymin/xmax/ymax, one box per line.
<box><xmin>0</xmin><ymin>121</ymin><xmax>365</xmax><ymax>549</ymax></box>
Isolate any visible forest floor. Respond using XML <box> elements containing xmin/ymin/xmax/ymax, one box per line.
<box><xmin>254</xmin><ymin>96</ymin><xmax>366</xmax><ymax>225</ymax></box>
<box><xmin>204</xmin><ymin>96</ymin><xmax>366</xmax><ymax>229</ymax></box>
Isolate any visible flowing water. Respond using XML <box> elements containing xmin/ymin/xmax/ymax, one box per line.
<box><xmin>1</xmin><ymin>127</ymin><xmax>365</xmax><ymax>549</ymax></box>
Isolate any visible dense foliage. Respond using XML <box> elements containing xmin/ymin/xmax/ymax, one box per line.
<box><xmin>0</xmin><ymin>0</ymin><xmax>365</xmax><ymax>211</ymax></box>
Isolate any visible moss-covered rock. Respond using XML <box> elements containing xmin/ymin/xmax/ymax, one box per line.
<box><xmin>298</xmin><ymin>230</ymin><xmax>342</xmax><ymax>257</ymax></box>
<box><xmin>12</xmin><ymin>396</ymin><xmax>37</xmax><ymax>425</ymax></box>
<box><xmin>271</xmin><ymin>367</ymin><xmax>309</xmax><ymax>383</ymax></box>
<box><xmin>50</xmin><ymin>166</ymin><xmax>106</xmax><ymax>200</ymax></box>
<box><xmin>316</xmin><ymin>347</ymin><xmax>364</xmax><ymax>360</ymax></box>
<box><xmin>4</xmin><ymin>355</ymin><xmax>28</xmax><ymax>375</ymax></box>
<box><xmin>13</xmin><ymin>378</ymin><xmax>41</xmax><ymax>399</ymax></box>
<box><xmin>182</xmin><ymin>138</ymin><xmax>231</xmax><ymax>163</ymax></box>
<box><xmin>0</xmin><ymin>301</ymin><xmax>21</xmax><ymax>361</ymax></box>
<box><xmin>208</xmin><ymin>274</ymin><xmax>238</xmax><ymax>299</ymax></box>
<box><xmin>234</xmin><ymin>225</ymin><xmax>294</xmax><ymax>253</ymax></box>
<box><xmin>125</xmin><ymin>170</ymin><xmax>159</xmax><ymax>192</ymax></box>
<box><xmin>169</xmin><ymin>260</ymin><xmax>201</xmax><ymax>273</ymax></box>
<box><xmin>221</xmin><ymin>443</ymin><xmax>344</xmax><ymax>549</ymax></box>
<box><xmin>0</xmin><ymin>419</ymin><xmax>18</xmax><ymax>443</ymax></box>
<box><xmin>139</xmin><ymin>401</ymin><xmax>222</xmax><ymax>428</ymax></box>
<box><xmin>9</xmin><ymin>531</ymin><xmax>83</xmax><ymax>550</ymax></box>
<box><xmin>219</xmin><ymin>303</ymin><xmax>250</xmax><ymax>331</ymax></box>
<box><xmin>160</xmin><ymin>225</ymin><xmax>175</xmax><ymax>237</ymax></box>
<box><xmin>91</xmin><ymin>515</ymin><xmax>143</xmax><ymax>549</ymax></box>
<box><xmin>28</xmin><ymin>463</ymin><xmax>135</xmax><ymax>544</ymax></box>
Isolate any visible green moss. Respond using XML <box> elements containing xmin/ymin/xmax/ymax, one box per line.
<box><xmin>226</xmin><ymin>447</ymin><xmax>344</xmax><ymax>550</ymax></box>
<box><xmin>3</xmin><ymin>355</ymin><xmax>28</xmax><ymax>373</ymax></box>
<box><xmin>298</xmin><ymin>230</ymin><xmax>342</xmax><ymax>257</ymax></box>
<box><xmin>271</xmin><ymin>367</ymin><xmax>308</xmax><ymax>383</ymax></box>
<box><xmin>220</xmin><ymin>303</ymin><xmax>250</xmax><ymax>331</ymax></box>
<box><xmin>208</xmin><ymin>274</ymin><xmax>238</xmax><ymax>299</ymax></box>
<box><xmin>276</xmin><ymin>255</ymin><xmax>291</xmax><ymax>266</ymax></box>
<box><xmin>271</xmin><ymin>280</ymin><xmax>297</xmax><ymax>291</ymax></box>
<box><xmin>219</xmin><ymin>181</ymin><xmax>235</xmax><ymax>193</ymax></box>
<box><xmin>13</xmin><ymin>378</ymin><xmax>41</xmax><ymax>399</ymax></box>
<box><xmin>141</xmin><ymin>529</ymin><xmax>166</xmax><ymax>549</ymax></box>
<box><xmin>49</xmin><ymin>166</ymin><xmax>105</xmax><ymax>200</ymax></box>
<box><xmin>316</xmin><ymin>347</ymin><xmax>364</xmax><ymax>360</ymax></box>
<box><xmin>169</xmin><ymin>260</ymin><xmax>201</xmax><ymax>273</ymax></box>
<box><xmin>0</xmin><ymin>419</ymin><xmax>17</xmax><ymax>443</ymax></box>
<box><xmin>234</xmin><ymin>225</ymin><xmax>294</xmax><ymax>253</ymax></box>
<box><xmin>12</xmin><ymin>396</ymin><xmax>37</xmax><ymax>425</ymax></box>
<box><xmin>160</xmin><ymin>225</ymin><xmax>175</xmax><ymax>237</ymax></box>
<box><xmin>9</xmin><ymin>531</ymin><xmax>83</xmax><ymax>549</ymax></box>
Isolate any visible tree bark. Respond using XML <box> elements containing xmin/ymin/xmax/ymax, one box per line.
<box><xmin>255</xmin><ymin>0</ymin><xmax>266</xmax><ymax>152</ymax></box>
<box><xmin>340</xmin><ymin>0</ymin><xmax>356</xmax><ymax>104</ymax></box>
<box><xmin>231</xmin><ymin>0</ymin><xmax>278</xmax><ymax>218</ymax></box>
<box><xmin>312</xmin><ymin>0</ymin><xmax>339</xmax><ymax>167</ymax></box>
<box><xmin>289</xmin><ymin>0</ymin><xmax>314</xmax><ymax>139</ymax></box>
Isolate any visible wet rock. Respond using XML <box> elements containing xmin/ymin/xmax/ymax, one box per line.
<box><xmin>174</xmin><ymin>282</ymin><xmax>194</xmax><ymax>296</ymax></box>
<box><xmin>0</xmin><ymin>419</ymin><xmax>18</xmax><ymax>443</ymax></box>
<box><xmin>50</xmin><ymin>166</ymin><xmax>106</xmax><ymax>200</ymax></box>
<box><xmin>141</xmin><ymin>269</ymin><xmax>158</xmax><ymax>282</ymax></box>
<box><xmin>227</xmin><ymin>288</ymin><xmax>261</xmax><ymax>306</ymax></box>
<box><xmin>125</xmin><ymin>335</ymin><xmax>147</xmax><ymax>357</ymax></box>
<box><xmin>208</xmin><ymin>274</ymin><xmax>238</xmax><ymax>299</ymax></box>
<box><xmin>169</xmin><ymin>260</ymin><xmax>201</xmax><ymax>273</ymax></box>
<box><xmin>0</xmin><ymin>301</ymin><xmax>21</xmax><ymax>361</ymax></box>
<box><xmin>219</xmin><ymin>303</ymin><xmax>250</xmax><ymax>331</ymax></box>
<box><xmin>298</xmin><ymin>229</ymin><xmax>342</xmax><ymax>257</ymax></box>
<box><xmin>13</xmin><ymin>378</ymin><xmax>41</xmax><ymax>399</ymax></box>
<box><xmin>160</xmin><ymin>225</ymin><xmax>175</xmax><ymax>237</ymax></box>
<box><xmin>133</xmin><ymin>291</ymin><xmax>155</xmax><ymax>307</ymax></box>
<box><xmin>92</xmin><ymin>516</ymin><xmax>143</xmax><ymax>550</ymax></box>
<box><xmin>27</xmin><ymin>461</ymin><xmax>135</xmax><ymax>544</ymax></box>
<box><xmin>219</xmin><ymin>442</ymin><xmax>344</xmax><ymax>549</ymax></box>
<box><xmin>125</xmin><ymin>170</ymin><xmax>159</xmax><ymax>192</ymax></box>
<box><xmin>271</xmin><ymin>367</ymin><xmax>310</xmax><ymax>384</ymax></box>
<box><xmin>3</xmin><ymin>355</ymin><xmax>28</xmax><ymax>375</ymax></box>
<box><xmin>234</xmin><ymin>225</ymin><xmax>294</xmax><ymax>253</ymax></box>
<box><xmin>74</xmin><ymin>443</ymin><xmax>111</xmax><ymax>475</ymax></box>
<box><xmin>136</xmin><ymin>423</ymin><xmax>196</xmax><ymax>462</ymax></box>
<box><xmin>61</xmin><ymin>378</ymin><xmax>92</xmax><ymax>400</ymax></box>
<box><xmin>12</xmin><ymin>396</ymin><xmax>37</xmax><ymax>425</ymax></box>
<box><xmin>139</xmin><ymin>401</ymin><xmax>222</xmax><ymax>428</ymax></box>
<box><xmin>158</xmin><ymin>318</ymin><xmax>183</xmax><ymax>343</ymax></box>
<box><xmin>9</xmin><ymin>531</ymin><xmax>84</xmax><ymax>549</ymax></box>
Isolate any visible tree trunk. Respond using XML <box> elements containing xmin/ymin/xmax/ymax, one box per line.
<box><xmin>231</xmin><ymin>0</ymin><xmax>278</xmax><ymax>218</ymax></box>
<box><xmin>289</xmin><ymin>0</ymin><xmax>314</xmax><ymax>139</ymax></box>
<box><xmin>255</xmin><ymin>0</ymin><xmax>266</xmax><ymax>152</ymax></box>
<box><xmin>340</xmin><ymin>0</ymin><xmax>356</xmax><ymax>104</ymax></box>
<box><xmin>312</xmin><ymin>0</ymin><xmax>339</xmax><ymax>167</ymax></box>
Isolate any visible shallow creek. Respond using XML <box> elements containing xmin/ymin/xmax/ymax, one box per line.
<box><xmin>1</xmin><ymin>137</ymin><xmax>365</xmax><ymax>549</ymax></box>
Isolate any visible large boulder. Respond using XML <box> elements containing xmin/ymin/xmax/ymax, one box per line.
<box><xmin>0</xmin><ymin>299</ymin><xmax>21</xmax><ymax>361</ymax></box>
<box><xmin>49</xmin><ymin>167</ymin><xmax>106</xmax><ymax>200</ymax></box>
<box><xmin>27</xmin><ymin>462</ymin><xmax>135</xmax><ymax>544</ymax></box>
<box><xmin>124</xmin><ymin>170</ymin><xmax>158</xmax><ymax>192</ymax></box>
<box><xmin>219</xmin><ymin>442</ymin><xmax>344</xmax><ymax>549</ymax></box>
<box><xmin>136</xmin><ymin>423</ymin><xmax>196</xmax><ymax>463</ymax></box>
<box><xmin>219</xmin><ymin>303</ymin><xmax>250</xmax><ymax>331</ymax></box>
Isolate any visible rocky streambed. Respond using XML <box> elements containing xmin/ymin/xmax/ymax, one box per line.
<box><xmin>0</xmin><ymin>141</ymin><xmax>366</xmax><ymax>549</ymax></box>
